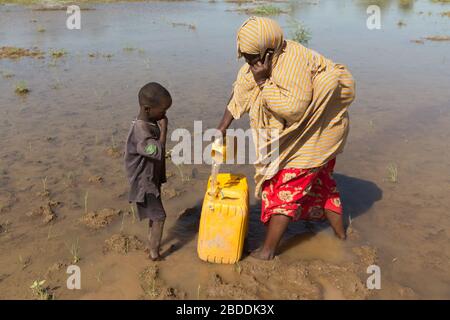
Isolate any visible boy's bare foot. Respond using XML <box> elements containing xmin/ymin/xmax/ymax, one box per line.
<box><xmin>249</xmin><ymin>247</ymin><xmax>275</xmax><ymax>260</ymax></box>
<box><xmin>149</xmin><ymin>250</ymin><xmax>163</xmax><ymax>261</ymax></box>
<box><xmin>325</xmin><ymin>210</ymin><xmax>346</xmax><ymax>240</ymax></box>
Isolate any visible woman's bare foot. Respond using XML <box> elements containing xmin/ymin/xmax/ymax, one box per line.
<box><xmin>250</xmin><ymin>215</ymin><xmax>291</xmax><ymax>260</ymax></box>
<box><xmin>250</xmin><ymin>247</ymin><xmax>275</xmax><ymax>260</ymax></box>
<box><xmin>325</xmin><ymin>210</ymin><xmax>346</xmax><ymax>240</ymax></box>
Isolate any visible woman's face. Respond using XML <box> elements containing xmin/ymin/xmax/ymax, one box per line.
<box><xmin>242</xmin><ymin>52</ymin><xmax>262</xmax><ymax>66</ymax></box>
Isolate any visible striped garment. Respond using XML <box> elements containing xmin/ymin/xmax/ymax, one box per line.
<box><xmin>227</xmin><ymin>17</ymin><xmax>356</xmax><ymax>198</ymax></box>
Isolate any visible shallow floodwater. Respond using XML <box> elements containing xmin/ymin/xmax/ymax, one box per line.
<box><xmin>0</xmin><ymin>0</ymin><xmax>449</xmax><ymax>299</ymax></box>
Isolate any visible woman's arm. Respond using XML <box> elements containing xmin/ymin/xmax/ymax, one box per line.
<box><xmin>217</xmin><ymin>93</ymin><xmax>235</xmax><ymax>136</ymax></box>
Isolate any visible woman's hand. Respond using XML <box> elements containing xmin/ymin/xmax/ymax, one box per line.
<box><xmin>250</xmin><ymin>50</ymin><xmax>273</xmax><ymax>87</ymax></box>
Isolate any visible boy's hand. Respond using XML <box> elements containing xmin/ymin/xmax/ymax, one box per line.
<box><xmin>158</xmin><ymin>116</ymin><xmax>168</xmax><ymax>146</ymax></box>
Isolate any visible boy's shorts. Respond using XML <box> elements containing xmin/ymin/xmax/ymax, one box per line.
<box><xmin>136</xmin><ymin>193</ymin><xmax>166</xmax><ymax>222</ymax></box>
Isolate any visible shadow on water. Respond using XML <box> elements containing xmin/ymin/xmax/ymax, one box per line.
<box><xmin>246</xmin><ymin>173</ymin><xmax>383</xmax><ymax>254</ymax></box>
<box><xmin>161</xmin><ymin>203</ymin><xmax>202</xmax><ymax>258</ymax></box>
<box><xmin>160</xmin><ymin>174</ymin><xmax>382</xmax><ymax>257</ymax></box>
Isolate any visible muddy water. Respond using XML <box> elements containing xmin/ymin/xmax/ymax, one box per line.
<box><xmin>0</xmin><ymin>0</ymin><xmax>449</xmax><ymax>299</ymax></box>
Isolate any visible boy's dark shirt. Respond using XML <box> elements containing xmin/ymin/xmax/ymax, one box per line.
<box><xmin>124</xmin><ymin>119</ymin><xmax>166</xmax><ymax>203</ymax></box>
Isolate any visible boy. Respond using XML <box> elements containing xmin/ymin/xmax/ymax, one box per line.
<box><xmin>124</xmin><ymin>82</ymin><xmax>171</xmax><ymax>261</ymax></box>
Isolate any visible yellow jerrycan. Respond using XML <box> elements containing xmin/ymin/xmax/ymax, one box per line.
<box><xmin>197</xmin><ymin>173</ymin><xmax>249</xmax><ymax>264</ymax></box>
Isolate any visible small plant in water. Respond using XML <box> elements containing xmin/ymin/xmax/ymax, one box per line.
<box><xmin>0</xmin><ymin>220</ymin><xmax>11</xmax><ymax>234</ymax></box>
<box><xmin>95</xmin><ymin>271</ymin><xmax>103</xmax><ymax>284</ymax></box>
<box><xmin>250</xmin><ymin>5</ymin><xmax>284</xmax><ymax>16</ymax></box>
<box><xmin>111</xmin><ymin>134</ymin><xmax>117</xmax><ymax>149</ymax></box>
<box><xmin>288</xmin><ymin>18</ymin><xmax>311</xmax><ymax>45</ymax></box>
<box><xmin>106</xmin><ymin>133</ymin><xmax>121</xmax><ymax>158</ymax></box>
<box><xmin>386</xmin><ymin>163</ymin><xmax>398</xmax><ymax>183</ymax></box>
<box><xmin>19</xmin><ymin>255</ymin><xmax>31</xmax><ymax>270</ymax></box>
<box><xmin>234</xmin><ymin>261</ymin><xmax>242</xmax><ymax>275</ymax></box>
<box><xmin>84</xmin><ymin>191</ymin><xmax>89</xmax><ymax>215</ymax></box>
<box><xmin>37</xmin><ymin>176</ymin><xmax>50</xmax><ymax>197</ymax></box>
<box><xmin>120</xmin><ymin>212</ymin><xmax>126</xmax><ymax>233</ymax></box>
<box><xmin>15</xmin><ymin>81</ymin><xmax>30</xmax><ymax>95</ymax></box>
<box><xmin>42</xmin><ymin>176</ymin><xmax>48</xmax><ymax>193</ymax></box>
<box><xmin>123</xmin><ymin>46</ymin><xmax>136</xmax><ymax>52</ymax></box>
<box><xmin>174</xmin><ymin>163</ymin><xmax>190</xmax><ymax>182</ymax></box>
<box><xmin>197</xmin><ymin>284</ymin><xmax>201</xmax><ymax>300</ymax></box>
<box><xmin>68</xmin><ymin>238</ymin><xmax>81</xmax><ymax>264</ymax></box>
<box><xmin>64</xmin><ymin>171</ymin><xmax>76</xmax><ymax>188</ymax></box>
<box><xmin>130</xmin><ymin>205</ymin><xmax>136</xmax><ymax>224</ymax></box>
<box><xmin>47</xmin><ymin>224</ymin><xmax>53</xmax><ymax>240</ymax></box>
<box><xmin>30</xmin><ymin>280</ymin><xmax>53</xmax><ymax>300</ymax></box>
<box><xmin>50</xmin><ymin>49</ymin><xmax>67</xmax><ymax>58</ymax></box>
<box><xmin>397</xmin><ymin>20</ymin><xmax>407</xmax><ymax>27</ymax></box>
<box><xmin>1</xmin><ymin>70</ymin><xmax>14</xmax><ymax>79</ymax></box>
<box><xmin>139</xmin><ymin>267</ymin><xmax>160</xmax><ymax>298</ymax></box>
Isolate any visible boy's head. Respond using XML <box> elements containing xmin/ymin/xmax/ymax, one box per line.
<box><xmin>138</xmin><ymin>82</ymin><xmax>172</xmax><ymax>121</ymax></box>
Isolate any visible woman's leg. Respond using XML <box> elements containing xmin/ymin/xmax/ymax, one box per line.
<box><xmin>325</xmin><ymin>209</ymin><xmax>346</xmax><ymax>240</ymax></box>
<box><xmin>251</xmin><ymin>214</ymin><xmax>291</xmax><ymax>260</ymax></box>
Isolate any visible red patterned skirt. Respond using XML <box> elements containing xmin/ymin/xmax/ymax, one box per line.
<box><xmin>260</xmin><ymin>159</ymin><xmax>342</xmax><ymax>224</ymax></box>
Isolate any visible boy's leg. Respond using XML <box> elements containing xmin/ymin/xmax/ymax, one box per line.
<box><xmin>145</xmin><ymin>193</ymin><xmax>166</xmax><ymax>261</ymax></box>
<box><xmin>325</xmin><ymin>209</ymin><xmax>346</xmax><ymax>240</ymax></box>
<box><xmin>148</xmin><ymin>218</ymin><xmax>165</xmax><ymax>260</ymax></box>
<box><xmin>251</xmin><ymin>214</ymin><xmax>291</xmax><ymax>260</ymax></box>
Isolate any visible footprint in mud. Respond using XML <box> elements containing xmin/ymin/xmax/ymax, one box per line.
<box><xmin>161</xmin><ymin>187</ymin><xmax>183</xmax><ymax>200</ymax></box>
<box><xmin>26</xmin><ymin>200</ymin><xmax>59</xmax><ymax>224</ymax></box>
<box><xmin>139</xmin><ymin>265</ymin><xmax>186</xmax><ymax>300</ymax></box>
<box><xmin>36</xmin><ymin>190</ymin><xmax>51</xmax><ymax>199</ymax></box>
<box><xmin>0</xmin><ymin>222</ymin><xmax>9</xmax><ymax>234</ymax></box>
<box><xmin>0</xmin><ymin>273</ymin><xmax>10</xmax><ymax>284</ymax></box>
<box><xmin>105</xmin><ymin>147</ymin><xmax>122</xmax><ymax>159</ymax></box>
<box><xmin>103</xmin><ymin>233</ymin><xmax>144</xmax><ymax>254</ymax></box>
<box><xmin>88</xmin><ymin>175</ymin><xmax>104</xmax><ymax>184</ymax></box>
<box><xmin>45</xmin><ymin>261</ymin><xmax>67</xmax><ymax>279</ymax></box>
<box><xmin>203</xmin><ymin>260</ymin><xmax>320</xmax><ymax>299</ymax></box>
<box><xmin>79</xmin><ymin>208</ymin><xmax>121</xmax><ymax>229</ymax></box>
<box><xmin>203</xmin><ymin>245</ymin><xmax>384</xmax><ymax>300</ymax></box>
<box><xmin>205</xmin><ymin>272</ymin><xmax>261</xmax><ymax>300</ymax></box>
<box><xmin>0</xmin><ymin>190</ymin><xmax>15</xmax><ymax>213</ymax></box>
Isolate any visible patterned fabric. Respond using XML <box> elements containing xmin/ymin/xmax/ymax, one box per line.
<box><xmin>260</xmin><ymin>159</ymin><xmax>342</xmax><ymax>224</ymax></box>
<box><xmin>227</xmin><ymin>16</ymin><xmax>355</xmax><ymax>198</ymax></box>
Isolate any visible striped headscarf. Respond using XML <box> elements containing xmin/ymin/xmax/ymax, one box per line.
<box><xmin>237</xmin><ymin>16</ymin><xmax>284</xmax><ymax>61</ymax></box>
<box><xmin>228</xmin><ymin>17</ymin><xmax>356</xmax><ymax>198</ymax></box>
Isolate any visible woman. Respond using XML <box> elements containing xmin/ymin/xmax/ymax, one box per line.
<box><xmin>216</xmin><ymin>17</ymin><xmax>355</xmax><ymax>260</ymax></box>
